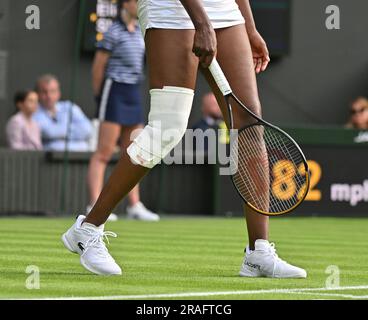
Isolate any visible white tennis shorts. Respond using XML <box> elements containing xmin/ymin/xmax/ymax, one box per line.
<box><xmin>137</xmin><ymin>0</ymin><xmax>245</xmax><ymax>36</ymax></box>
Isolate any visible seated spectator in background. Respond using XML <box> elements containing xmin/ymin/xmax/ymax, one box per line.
<box><xmin>6</xmin><ymin>90</ymin><xmax>42</xmax><ymax>151</ymax></box>
<box><xmin>191</xmin><ymin>93</ymin><xmax>228</xmax><ymax>151</ymax></box>
<box><xmin>33</xmin><ymin>74</ymin><xmax>93</xmax><ymax>151</ymax></box>
<box><xmin>345</xmin><ymin>97</ymin><xmax>368</xmax><ymax>130</ymax></box>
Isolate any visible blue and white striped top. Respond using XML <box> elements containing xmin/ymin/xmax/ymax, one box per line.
<box><xmin>96</xmin><ymin>20</ymin><xmax>145</xmax><ymax>84</ymax></box>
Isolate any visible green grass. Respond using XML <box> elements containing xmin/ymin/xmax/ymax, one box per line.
<box><xmin>0</xmin><ymin>217</ymin><xmax>367</xmax><ymax>300</ymax></box>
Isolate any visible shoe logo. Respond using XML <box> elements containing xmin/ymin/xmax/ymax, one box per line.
<box><xmin>78</xmin><ymin>242</ymin><xmax>85</xmax><ymax>252</ymax></box>
<box><xmin>245</xmin><ymin>261</ymin><xmax>261</xmax><ymax>270</ymax></box>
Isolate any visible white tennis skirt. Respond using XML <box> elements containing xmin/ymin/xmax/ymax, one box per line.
<box><xmin>137</xmin><ymin>0</ymin><xmax>245</xmax><ymax>36</ymax></box>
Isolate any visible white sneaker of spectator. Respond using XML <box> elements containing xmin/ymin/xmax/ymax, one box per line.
<box><xmin>86</xmin><ymin>204</ymin><xmax>118</xmax><ymax>222</ymax></box>
<box><xmin>126</xmin><ymin>202</ymin><xmax>160</xmax><ymax>222</ymax></box>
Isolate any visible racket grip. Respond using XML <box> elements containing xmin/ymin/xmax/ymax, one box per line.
<box><xmin>209</xmin><ymin>59</ymin><xmax>232</xmax><ymax>96</ymax></box>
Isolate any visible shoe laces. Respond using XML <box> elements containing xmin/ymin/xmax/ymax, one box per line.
<box><xmin>268</xmin><ymin>243</ymin><xmax>286</xmax><ymax>264</ymax></box>
<box><xmin>84</xmin><ymin>230</ymin><xmax>117</xmax><ymax>257</ymax></box>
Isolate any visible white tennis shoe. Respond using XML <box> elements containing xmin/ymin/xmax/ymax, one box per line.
<box><xmin>239</xmin><ymin>239</ymin><xmax>307</xmax><ymax>278</ymax></box>
<box><xmin>62</xmin><ymin>215</ymin><xmax>122</xmax><ymax>276</ymax></box>
<box><xmin>126</xmin><ymin>202</ymin><xmax>160</xmax><ymax>221</ymax></box>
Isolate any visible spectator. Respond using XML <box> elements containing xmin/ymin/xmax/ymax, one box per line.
<box><xmin>191</xmin><ymin>93</ymin><xmax>228</xmax><ymax>151</ymax></box>
<box><xmin>33</xmin><ymin>74</ymin><xmax>93</xmax><ymax>151</ymax></box>
<box><xmin>345</xmin><ymin>97</ymin><xmax>368</xmax><ymax>130</ymax></box>
<box><xmin>6</xmin><ymin>90</ymin><xmax>42</xmax><ymax>151</ymax></box>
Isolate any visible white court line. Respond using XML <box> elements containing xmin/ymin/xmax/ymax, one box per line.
<box><xmin>294</xmin><ymin>292</ymin><xmax>368</xmax><ymax>300</ymax></box>
<box><xmin>29</xmin><ymin>285</ymin><xmax>368</xmax><ymax>300</ymax></box>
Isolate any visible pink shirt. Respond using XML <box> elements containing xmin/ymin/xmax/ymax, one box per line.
<box><xmin>6</xmin><ymin>112</ymin><xmax>43</xmax><ymax>150</ymax></box>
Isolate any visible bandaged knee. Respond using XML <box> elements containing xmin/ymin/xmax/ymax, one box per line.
<box><xmin>127</xmin><ymin>86</ymin><xmax>194</xmax><ymax>168</ymax></box>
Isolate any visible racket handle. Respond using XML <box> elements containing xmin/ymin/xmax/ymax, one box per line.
<box><xmin>209</xmin><ymin>59</ymin><xmax>233</xmax><ymax>96</ymax></box>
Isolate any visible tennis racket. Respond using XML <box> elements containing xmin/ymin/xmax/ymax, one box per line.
<box><xmin>209</xmin><ymin>59</ymin><xmax>310</xmax><ymax>216</ymax></box>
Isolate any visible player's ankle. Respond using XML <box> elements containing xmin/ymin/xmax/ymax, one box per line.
<box><xmin>82</xmin><ymin>217</ymin><xmax>102</xmax><ymax>228</ymax></box>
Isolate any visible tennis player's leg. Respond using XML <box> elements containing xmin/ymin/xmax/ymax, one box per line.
<box><xmin>62</xmin><ymin>29</ymin><xmax>198</xmax><ymax>275</ymax></box>
<box><xmin>201</xmin><ymin>24</ymin><xmax>268</xmax><ymax>249</ymax></box>
<box><xmin>120</xmin><ymin>125</ymin><xmax>142</xmax><ymax>207</ymax></box>
<box><xmin>120</xmin><ymin>124</ymin><xmax>160</xmax><ymax>221</ymax></box>
<box><xmin>202</xmin><ymin>24</ymin><xmax>306</xmax><ymax>278</ymax></box>
<box><xmin>84</xmin><ymin>29</ymin><xmax>198</xmax><ymax>226</ymax></box>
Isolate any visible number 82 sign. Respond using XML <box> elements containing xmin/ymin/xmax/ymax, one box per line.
<box><xmin>271</xmin><ymin>160</ymin><xmax>322</xmax><ymax>202</ymax></box>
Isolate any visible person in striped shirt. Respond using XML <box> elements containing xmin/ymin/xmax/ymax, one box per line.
<box><xmin>87</xmin><ymin>0</ymin><xmax>159</xmax><ymax>222</ymax></box>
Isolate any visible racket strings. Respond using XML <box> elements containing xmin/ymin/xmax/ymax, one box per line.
<box><xmin>230</xmin><ymin>124</ymin><xmax>308</xmax><ymax>214</ymax></box>
<box><xmin>265</xmin><ymin>128</ymin><xmax>307</xmax><ymax>205</ymax></box>
<box><xmin>262</xmin><ymin>127</ymin><xmax>306</xmax><ymax>212</ymax></box>
<box><xmin>232</xmin><ymin>136</ymin><xmax>292</xmax><ymax>213</ymax></box>
<box><xmin>250</xmin><ymin>128</ymin><xmax>305</xmax><ymax>212</ymax></box>
<box><xmin>241</xmin><ymin>128</ymin><xmax>271</xmax><ymax>210</ymax></box>
<box><xmin>230</xmin><ymin>127</ymin><xmax>271</xmax><ymax>212</ymax></box>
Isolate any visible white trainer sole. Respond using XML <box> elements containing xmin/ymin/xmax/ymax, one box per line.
<box><xmin>239</xmin><ymin>267</ymin><xmax>261</xmax><ymax>278</ymax></box>
<box><xmin>239</xmin><ymin>267</ymin><xmax>307</xmax><ymax>278</ymax></box>
<box><xmin>80</xmin><ymin>256</ymin><xmax>122</xmax><ymax>276</ymax></box>
<box><xmin>239</xmin><ymin>272</ymin><xmax>259</xmax><ymax>277</ymax></box>
<box><xmin>266</xmin><ymin>273</ymin><xmax>307</xmax><ymax>279</ymax></box>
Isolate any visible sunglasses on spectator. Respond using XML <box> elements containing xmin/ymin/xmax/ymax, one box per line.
<box><xmin>351</xmin><ymin>107</ymin><xmax>368</xmax><ymax>115</ymax></box>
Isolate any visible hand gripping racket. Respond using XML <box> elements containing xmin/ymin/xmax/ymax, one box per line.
<box><xmin>209</xmin><ymin>59</ymin><xmax>310</xmax><ymax>216</ymax></box>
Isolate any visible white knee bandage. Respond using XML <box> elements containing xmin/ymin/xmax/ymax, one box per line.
<box><xmin>127</xmin><ymin>86</ymin><xmax>194</xmax><ymax>168</ymax></box>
